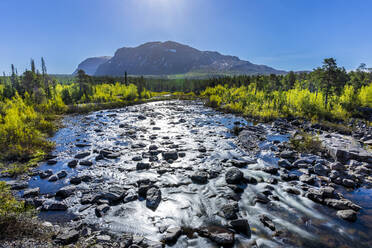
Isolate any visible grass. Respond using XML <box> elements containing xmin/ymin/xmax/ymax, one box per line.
<box><xmin>289</xmin><ymin>131</ymin><xmax>325</xmax><ymax>154</ymax></box>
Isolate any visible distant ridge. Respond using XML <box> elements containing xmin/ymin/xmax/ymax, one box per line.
<box><xmin>73</xmin><ymin>56</ymin><xmax>112</xmax><ymax>75</ymax></box>
<box><xmin>74</xmin><ymin>41</ymin><xmax>286</xmax><ymax>77</ymax></box>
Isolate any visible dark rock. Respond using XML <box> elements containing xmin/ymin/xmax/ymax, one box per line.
<box><xmin>132</xmin><ymin>156</ymin><xmax>143</xmax><ymax>161</ymax></box>
<box><xmin>56</xmin><ymin>185</ymin><xmax>76</xmax><ymax>199</ymax></box>
<box><xmin>67</xmin><ymin>160</ymin><xmax>78</xmax><ymax>168</ymax></box>
<box><xmin>254</xmin><ymin>193</ymin><xmax>270</xmax><ymax>204</ymax></box>
<box><xmin>40</xmin><ymin>169</ymin><xmax>53</xmax><ymax>179</ymax></box>
<box><xmin>42</xmin><ymin>200</ymin><xmax>68</xmax><ymax>211</ymax></box>
<box><xmin>262</xmin><ymin>166</ymin><xmax>278</xmax><ymax>175</ymax></box>
<box><xmin>162</xmin><ymin>151</ymin><xmax>178</xmax><ymax>160</ymax></box>
<box><xmin>299</xmin><ymin>174</ymin><xmax>316</xmax><ymax>185</ymax></box>
<box><xmin>162</xmin><ymin>227</ymin><xmax>182</xmax><ymax>244</ymax></box>
<box><xmin>278</xmin><ymin>159</ymin><xmax>292</xmax><ymax>169</ymax></box>
<box><xmin>314</xmin><ymin>163</ymin><xmax>329</xmax><ymax>176</ymax></box>
<box><xmin>55</xmin><ymin>229</ymin><xmax>79</xmax><ymax>245</ymax></box>
<box><xmin>146</xmin><ymin>187</ymin><xmax>161</xmax><ymax>210</ymax></box>
<box><xmin>220</xmin><ymin>202</ymin><xmax>239</xmax><ymax>220</ymax></box>
<box><xmin>285</xmin><ymin>187</ymin><xmax>301</xmax><ymax>195</ymax></box>
<box><xmin>149</xmin><ymin>145</ymin><xmax>158</xmax><ymax>151</ymax></box>
<box><xmin>79</xmin><ymin>160</ymin><xmax>93</xmax><ymax>166</ymax></box>
<box><xmin>199</xmin><ymin>226</ymin><xmax>235</xmax><ymax>246</ymax></box>
<box><xmin>95</xmin><ymin>204</ymin><xmax>110</xmax><ymax>217</ymax></box>
<box><xmin>137</xmin><ymin>162</ymin><xmax>151</xmax><ymax>170</ymax></box>
<box><xmin>57</xmin><ymin>170</ymin><xmax>67</xmax><ymax>179</ymax></box>
<box><xmin>70</xmin><ymin>176</ymin><xmax>82</xmax><ymax>185</ymax></box>
<box><xmin>324</xmin><ymin>198</ymin><xmax>361</xmax><ymax>211</ymax></box>
<box><xmin>138</xmin><ymin>115</ymin><xmax>146</xmax><ymax>120</ymax></box>
<box><xmin>225</xmin><ymin>168</ymin><xmax>244</xmax><ymax>184</ymax></box>
<box><xmin>229</xmin><ymin>219</ymin><xmax>251</xmax><ymax>236</ymax></box>
<box><xmin>6</xmin><ymin>180</ymin><xmax>28</xmax><ymax>190</ymax></box>
<box><xmin>336</xmin><ymin>209</ymin><xmax>357</xmax><ymax>222</ymax></box>
<box><xmin>259</xmin><ymin>214</ymin><xmax>275</xmax><ymax>231</ymax></box>
<box><xmin>48</xmin><ymin>174</ymin><xmax>58</xmax><ymax>182</ymax></box>
<box><xmin>124</xmin><ymin>189</ymin><xmax>138</xmax><ymax>203</ymax></box>
<box><xmin>342</xmin><ymin>178</ymin><xmax>356</xmax><ymax>188</ymax></box>
<box><xmin>191</xmin><ymin>171</ymin><xmax>208</xmax><ymax>184</ymax></box>
<box><xmin>23</xmin><ymin>187</ymin><xmax>40</xmax><ymax>198</ymax></box>
<box><xmin>75</xmin><ymin>152</ymin><xmax>90</xmax><ymax>159</ymax></box>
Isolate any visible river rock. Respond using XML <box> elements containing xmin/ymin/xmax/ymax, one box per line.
<box><xmin>225</xmin><ymin>168</ymin><xmax>244</xmax><ymax>184</ymax></box>
<box><xmin>40</xmin><ymin>169</ymin><xmax>53</xmax><ymax>179</ymax></box>
<box><xmin>299</xmin><ymin>174</ymin><xmax>316</xmax><ymax>185</ymax></box>
<box><xmin>42</xmin><ymin>200</ymin><xmax>68</xmax><ymax>211</ymax></box>
<box><xmin>6</xmin><ymin>180</ymin><xmax>28</xmax><ymax>190</ymax></box>
<box><xmin>75</xmin><ymin>152</ymin><xmax>90</xmax><ymax>159</ymax></box>
<box><xmin>95</xmin><ymin>204</ymin><xmax>110</xmax><ymax>217</ymax></box>
<box><xmin>229</xmin><ymin>219</ymin><xmax>251</xmax><ymax>236</ymax></box>
<box><xmin>324</xmin><ymin>198</ymin><xmax>361</xmax><ymax>211</ymax></box>
<box><xmin>259</xmin><ymin>214</ymin><xmax>275</xmax><ymax>231</ymax></box>
<box><xmin>56</xmin><ymin>185</ymin><xmax>76</xmax><ymax>199</ymax></box>
<box><xmin>48</xmin><ymin>174</ymin><xmax>58</xmax><ymax>182</ymax></box>
<box><xmin>80</xmin><ymin>160</ymin><xmax>93</xmax><ymax>166</ymax></box>
<box><xmin>336</xmin><ymin>209</ymin><xmax>357</xmax><ymax>222</ymax></box>
<box><xmin>23</xmin><ymin>187</ymin><xmax>40</xmax><ymax>198</ymax></box>
<box><xmin>146</xmin><ymin>187</ymin><xmax>161</xmax><ymax>210</ymax></box>
<box><xmin>162</xmin><ymin>151</ymin><xmax>178</xmax><ymax>161</ymax></box>
<box><xmin>57</xmin><ymin>170</ymin><xmax>67</xmax><ymax>179</ymax></box>
<box><xmin>67</xmin><ymin>160</ymin><xmax>78</xmax><ymax>168</ymax></box>
<box><xmin>199</xmin><ymin>226</ymin><xmax>235</xmax><ymax>246</ymax></box>
<box><xmin>137</xmin><ymin>162</ymin><xmax>150</xmax><ymax>170</ymax></box>
<box><xmin>55</xmin><ymin>229</ymin><xmax>79</xmax><ymax>245</ymax></box>
<box><xmin>162</xmin><ymin>227</ymin><xmax>182</xmax><ymax>244</ymax></box>
<box><xmin>220</xmin><ymin>202</ymin><xmax>239</xmax><ymax>220</ymax></box>
<box><xmin>191</xmin><ymin>171</ymin><xmax>209</xmax><ymax>184</ymax></box>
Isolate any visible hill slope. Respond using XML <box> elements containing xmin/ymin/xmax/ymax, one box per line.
<box><xmin>73</xmin><ymin>56</ymin><xmax>112</xmax><ymax>75</ymax></box>
<box><xmin>75</xmin><ymin>41</ymin><xmax>286</xmax><ymax>76</ymax></box>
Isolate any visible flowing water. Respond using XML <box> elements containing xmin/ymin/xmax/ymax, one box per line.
<box><xmin>10</xmin><ymin>100</ymin><xmax>372</xmax><ymax>247</ymax></box>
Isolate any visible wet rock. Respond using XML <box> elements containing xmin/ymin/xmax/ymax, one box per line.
<box><xmin>48</xmin><ymin>174</ymin><xmax>58</xmax><ymax>182</ymax></box>
<box><xmin>124</xmin><ymin>189</ymin><xmax>138</xmax><ymax>203</ymax></box>
<box><xmin>76</xmin><ymin>143</ymin><xmax>91</xmax><ymax>148</ymax></box>
<box><xmin>285</xmin><ymin>187</ymin><xmax>301</xmax><ymax>195</ymax></box>
<box><xmin>40</xmin><ymin>169</ymin><xmax>53</xmax><ymax>179</ymax></box>
<box><xmin>149</xmin><ymin>145</ymin><xmax>158</xmax><ymax>151</ymax></box>
<box><xmin>299</xmin><ymin>174</ymin><xmax>316</xmax><ymax>185</ymax></box>
<box><xmin>199</xmin><ymin>226</ymin><xmax>235</xmax><ymax>246</ymax></box>
<box><xmin>138</xmin><ymin>115</ymin><xmax>146</xmax><ymax>120</ymax></box>
<box><xmin>314</xmin><ymin>163</ymin><xmax>330</xmax><ymax>176</ymax></box>
<box><xmin>324</xmin><ymin>198</ymin><xmax>361</xmax><ymax>211</ymax></box>
<box><xmin>278</xmin><ymin>159</ymin><xmax>292</xmax><ymax>169</ymax></box>
<box><xmin>42</xmin><ymin>200</ymin><xmax>68</xmax><ymax>211</ymax></box>
<box><xmin>229</xmin><ymin>219</ymin><xmax>251</xmax><ymax>236</ymax></box>
<box><xmin>75</xmin><ymin>152</ymin><xmax>90</xmax><ymax>159</ymax></box>
<box><xmin>57</xmin><ymin>170</ymin><xmax>67</xmax><ymax>179</ymax></box>
<box><xmin>97</xmin><ymin>235</ymin><xmax>111</xmax><ymax>243</ymax></box>
<box><xmin>23</xmin><ymin>187</ymin><xmax>40</xmax><ymax>198</ymax></box>
<box><xmin>99</xmin><ymin>191</ymin><xmax>124</xmax><ymax>205</ymax></box>
<box><xmin>162</xmin><ymin>226</ymin><xmax>182</xmax><ymax>244</ymax></box>
<box><xmin>191</xmin><ymin>171</ymin><xmax>208</xmax><ymax>184</ymax></box>
<box><xmin>56</xmin><ymin>185</ymin><xmax>76</xmax><ymax>199</ymax></box>
<box><xmin>280</xmin><ymin>172</ymin><xmax>298</xmax><ymax>181</ymax></box>
<box><xmin>162</xmin><ymin>151</ymin><xmax>178</xmax><ymax>161</ymax></box>
<box><xmin>198</xmin><ymin>147</ymin><xmax>207</xmax><ymax>153</ymax></box>
<box><xmin>79</xmin><ymin>160</ymin><xmax>93</xmax><ymax>166</ymax></box>
<box><xmin>329</xmin><ymin>162</ymin><xmax>345</xmax><ymax>171</ymax></box>
<box><xmin>6</xmin><ymin>180</ymin><xmax>28</xmax><ymax>190</ymax></box>
<box><xmin>262</xmin><ymin>166</ymin><xmax>278</xmax><ymax>175</ymax></box>
<box><xmin>70</xmin><ymin>176</ymin><xmax>82</xmax><ymax>185</ymax></box>
<box><xmin>280</xmin><ymin>150</ymin><xmax>297</xmax><ymax>160</ymax></box>
<box><xmin>336</xmin><ymin>209</ymin><xmax>357</xmax><ymax>222</ymax></box>
<box><xmin>146</xmin><ymin>187</ymin><xmax>161</xmax><ymax>210</ymax></box>
<box><xmin>254</xmin><ymin>193</ymin><xmax>270</xmax><ymax>204</ymax></box>
<box><xmin>342</xmin><ymin>178</ymin><xmax>356</xmax><ymax>188</ymax></box>
<box><xmin>55</xmin><ymin>229</ymin><xmax>79</xmax><ymax>245</ymax></box>
<box><xmin>137</xmin><ymin>179</ymin><xmax>154</xmax><ymax>197</ymax></box>
<box><xmin>225</xmin><ymin>168</ymin><xmax>244</xmax><ymax>184</ymax></box>
<box><xmin>67</xmin><ymin>160</ymin><xmax>78</xmax><ymax>168</ymax></box>
<box><xmin>132</xmin><ymin>156</ymin><xmax>143</xmax><ymax>161</ymax></box>
<box><xmin>137</xmin><ymin>162</ymin><xmax>151</xmax><ymax>170</ymax></box>
<box><xmin>95</xmin><ymin>204</ymin><xmax>110</xmax><ymax>217</ymax></box>
<box><xmin>259</xmin><ymin>214</ymin><xmax>275</xmax><ymax>231</ymax></box>
<box><xmin>220</xmin><ymin>202</ymin><xmax>239</xmax><ymax>220</ymax></box>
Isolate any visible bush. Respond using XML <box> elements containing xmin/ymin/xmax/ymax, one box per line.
<box><xmin>290</xmin><ymin>132</ymin><xmax>324</xmax><ymax>154</ymax></box>
<box><xmin>209</xmin><ymin>95</ymin><xmax>222</xmax><ymax>108</ymax></box>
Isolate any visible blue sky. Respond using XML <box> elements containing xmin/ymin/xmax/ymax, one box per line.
<box><xmin>0</xmin><ymin>0</ymin><xmax>371</xmax><ymax>74</ymax></box>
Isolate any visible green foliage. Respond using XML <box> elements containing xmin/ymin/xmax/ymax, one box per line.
<box><xmin>290</xmin><ymin>132</ymin><xmax>324</xmax><ymax>154</ymax></box>
<box><xmin>201</xmin><ymin>81</ymin><xmax>372</xmax><ymax>121</ymax></box>
<box><xmin>0</xmin><ymin>93</ymin><xmax>54</xmax><ymax>161</ymax></box>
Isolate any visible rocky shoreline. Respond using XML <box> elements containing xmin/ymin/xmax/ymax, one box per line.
<box><xmin>1</xmin><ymin>100</ymin><xmax>371</xmax><ymax>248</ymax></box>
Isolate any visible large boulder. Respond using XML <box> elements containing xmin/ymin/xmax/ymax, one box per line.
<box><xmin>146</xmin><ymin>187</ymin><xmax>161</xmax><ymax>210</ymax></box>
<box><xmin>225</xmin><ymin>168</ymin><xmax>244</xmax><ymax>184</ymax></box>
<box><xmin>56</xmin><ymin>185</ymin><xmax>76</xmax><ymax>199</ymax></box>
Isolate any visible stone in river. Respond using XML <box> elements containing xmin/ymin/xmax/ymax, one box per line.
<box><xmin>225</xmin><ymin>168</ymin><xmax>244</xmax><ymax>184</ymax></box>
<box><xmin>74</xmin><ymin>152</ymin><xmax>90</xmax><ymax>159</ymax></box>
<box><xmin>336</xmin><ymin>209</ymin><xmax>357</xmax><ymax>222</ymax></box>
<box><xmin>23</xmin><ymin>187</ymin><xmax>40</xmax><ymax>198</ymax></box>
<box><xmin>191</xmin><ymin>171</ymin><xmax>209</xmax><ymax>184</ymax></box>
<box><xmin>146</xmin><ymin>187</ymin><xmax>161</xmax><ymax>210</ymax></box>
<box><xmin>259</xmin><ymin>214</ymin><xmax>275</xmax><ymax>231</ymax></box>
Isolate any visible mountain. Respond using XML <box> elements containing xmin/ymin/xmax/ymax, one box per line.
<box><xmin>75</xmin><ymin>41</ymin><xmax>286</xmax><ymax>76</ymax></box>
<box><xmin>73</xmin><ymin>56</ymin><xmax>112</xmax><ymax>75</ymax></box>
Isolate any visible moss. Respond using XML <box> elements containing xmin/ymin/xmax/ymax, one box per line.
<box><xmin>290</xmin><ymin>132</ymin><xmax>325</xmax><ymax>154</ymax></box>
